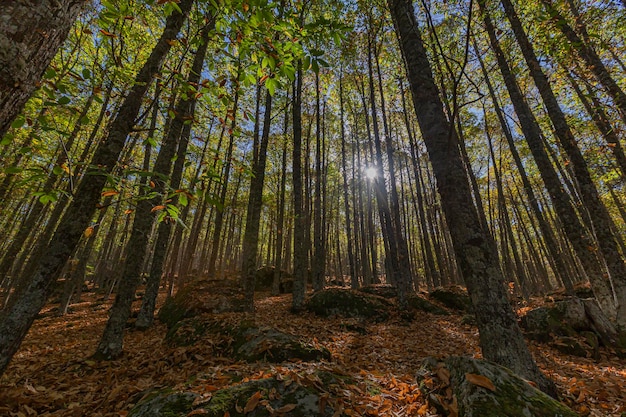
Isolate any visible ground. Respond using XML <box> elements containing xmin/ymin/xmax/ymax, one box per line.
<box><xmin>0</xmin><ymin>288</ymin><xmax>624</xmax><ymax>416</ymax></box>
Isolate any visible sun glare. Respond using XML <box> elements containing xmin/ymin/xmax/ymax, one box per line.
<box><xmin>365</xmin><ymin>167</ymin><xmax>377</xmax><ymax>179</ymax></box>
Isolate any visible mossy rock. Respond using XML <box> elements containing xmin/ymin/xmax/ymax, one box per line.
<box><xmin>460</xmin><ymin>314</ymin><xmax>477</xmax><ymax>326</ymax></box>
<box><xmin>519</xmin><ymin>297</ymin><xmax>594</xmax><ymax>344</ymax></box>
<box><xmin>305</xmin><ymin>288</ymin><xmax>392</xmax><ymax>322</ymax></box>
<box><xmin>165</xmin><ymin>315</ymin><xmax>227</xmax><ymax>347</ymax></box>
<box><xmin>128</xmin><ymin>389</ymin><xmax>197</xmax><ymax>417</ymax></box>
<box><xmin>358</xmin><ymin>284</ymin><xmax>398</xmax><ymax>299</ymax></box>
<box><xmin>417</xmin><ymin>356</ymin><xmax>577</xmax><ymax>417</ymax></box>
<box><xmin>407</xmin><ymin>295</ymin><xmax>449</xmax><ymax>316</ymax></box>
<box><xmin>158</xmin><ymin>279</ymin><xmax>249</xmax><ymax>328</ymax></box>
<box><xmin>166</xmin><ymin>316</ymin><xmax>329</xmax><ymax>363</ymax></box>
<box><xmin>550</xmin><ymin>332</ymin><xmax>599</xmax><ymax>358</ymax></box>
<box><xmin>234</xmin><ymin>327</ymin><xmax>330</xmax><ymax>363</ymax></box>
<box><xmin>129</xmin><ymin>376</ymin><xmax>346</xmax><ymax>417</ymax></box>
<box><xmin>429</xmin><ymin>287</ymin><xmax>472</xmax><ymax>312</ymax></box>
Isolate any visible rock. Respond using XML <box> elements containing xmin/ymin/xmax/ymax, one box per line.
<box><xmin>129</xmin><ymin>374</ymin><xmax>348</xmax><ymax>417</ymax></box>
<box><xmin>460</xmin><ymin>314</ymin><xmax>477</xmax><ymax>326</ymax></box>
<box><xmin>551</xmin><ymin>336</ymin><xmax>588</xmax><ymax>358</ymax></box>
<box><xmin>305</xmin><ymin>288</ymin><xmax>392</xmax><ymax>322</ymax></box>
<box><xmin>429</xmin><ymin>286</ymin><xmax>472</xmax><ymax>312</ymax></box>
<box><xmin>128</xmin><ymin>390</ymin><xmax>197</xmax><ymax>417</ymax></box>
<box><xmin>407</xmin><ymin>295</ymin><xmax>450</xmax><ymax>316</ymax></box>
<box><xmin>254</xmin><ymin>266</ymin><xmax>295</xmax><ymax>294</ymax></box>
<box><xmin>416</xmin><ymin>356</ymin><xmax>577</xmax><ymax>417</ymax></box>
<box><xmin>165</xmin><ymin>315</ymin><xmax>329</xmax><ymax>363</ymax></box>
<box><xmin>520</xmin><ymin>297</ymin><xmax>620</xmax><ymax>351</ymax></box>
<box><xmin>158</xmin><ymin>279</ymin><xmax>248</xmax><ymax>328</ymax></box>
<box><xmin>234</xmin><ymin>327</ymin><xmax>330</xmax><ymax>363</ymax></box>
<box><xmin>358</xmin><ymin>284</ymin><xmax>398</xmax><ymax>299</ymax></box>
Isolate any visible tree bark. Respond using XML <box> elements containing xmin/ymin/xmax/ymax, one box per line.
<box><xmin>0</xmin><ymin>0</ymin><xmax>193</xmax><ymax>375</ymax></box>
<box><xmin>0</xmin><ymin>1</ymin><xmax>87</xmax><ymax>137</ymax></box>
<box><xmin>387</xmin><ymin>0</ymin><xmax>556</xmax><ymax>396</ymax></box>
<box><xmin>500</xmin><ymin>0</ymin><xmax>626</xmax><ymax>328</ymax></box>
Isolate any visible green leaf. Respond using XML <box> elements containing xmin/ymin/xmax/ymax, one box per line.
<box><xmin>82</xmin><ymin>68</ymin><xmax>91</xmax><ymax>80</ymax></box>
<box><xmin>11</xmin><ymin>115</ymin><xmax>26</xmax><ymax>129</ymax></box>
<box><xmin>58</xmin><ymin>96</ymin><xmax>71</xmax><ymax>105</ymax></box>
<box><xmin>1</xmin><ymin>133</ymin><xmax>14</xmax><ymax>146</ymax></box>
<box><xmin>266</xmin><ymin>77</ymin><xmax>277</xmax><ymax>96</ymax></box>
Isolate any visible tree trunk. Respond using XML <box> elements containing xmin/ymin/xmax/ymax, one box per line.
<box><xmin>135</xmin><ymin>23</ymin><xmax>211</xmax><ymax>329</ymax></box>
<box><xmin>241</xmin><ymin>87</ymin><xmax>274</xmax><ymax>308</ymax></box>
<box><xmin>387</xmin><ymin>0</ymin><xmax>556</xmax><ymax>396</ymax></box>
<box><xmin>479</xmin><ymin>1</ymin><xmax>616</xmax><ymax>314</ymax></box>
<box><xmin>0</xmin><ymin>1</ymin><xmax>87</xmax><ymax>137</ymax></box>
<box><xmin>500</xmin><ymin>0</ymin><xmax>626</xmax><ymax>328</ymax></box>
<box><xmin>291</xmin><ymin>64</ymin><xmax>307</xmax><ymax>311</ymax></box>
<box><xmin>0</xmin><ymin>0</ymin><xmax>193</xmax><ymax>375</ymax></box>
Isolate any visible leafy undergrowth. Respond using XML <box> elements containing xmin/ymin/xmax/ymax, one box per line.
<box><xmin>0</xmin><ymin>289</ymin><xmax>625</xmax><ymax>416</ymax></box>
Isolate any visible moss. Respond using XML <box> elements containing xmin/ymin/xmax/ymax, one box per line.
<box><xmin>407</xmin><ymin>295</ymin><xmax>450</xmax><ymax>316</ymax></box>
<box><xmin>158</xmin><ymin>287</ymin><xmax>194</xmax><ymax>329</ymax></box>
<box><xmin>128</xmin><ymin>390</ymin><xmax>197</xmax><ymax>417</ymax></box>
<box><xmin>429</xmin><ymin>287</ymin><xmax>472</xmax><ymax>312</ymax></box>
<box><xmin>420</xmin><ymin>356</ymin><xmax>577</xmax><ymax>417</ymax></box>
<box><xmin>306</xmin><ymin>288</ymin><xmax>391</xmax><ymax>322</ymax></box>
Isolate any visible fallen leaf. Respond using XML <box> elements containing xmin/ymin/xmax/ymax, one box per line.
<box><xmin>465</xmin><ymin>373</ymin><xmax>496</xmax><ymax>392</ymax></box>
<box><xmin>274</xmin><ymin>403</ymin><xmax>297</xmax><ymax>413</ymax></box>
<box><xmin>243</xmin><ymin>391</ymin><xmax>262</xmax><ymax>413</ymax></box>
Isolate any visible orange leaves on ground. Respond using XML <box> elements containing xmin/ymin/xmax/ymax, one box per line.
<box><xmin>465</xmin><ymin>373</ymin><xmax>496</xmax><ymax>392</ymax></box>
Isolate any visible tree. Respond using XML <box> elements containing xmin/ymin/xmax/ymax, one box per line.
<box><xmin>0</xmin><ymin>0</ymin><xmax>194</xmax><ymax>375</ymax></box>
<box><xmin>386</xmin><ymin>0</ymin><xmax>556</xmax><ymax>396</ymax></box>
<box><xmin>0</xmin><ymin>1</ymin><xmax>87</xmax><ymax>138</ymax></box>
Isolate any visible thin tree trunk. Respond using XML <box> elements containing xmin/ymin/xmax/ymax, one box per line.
<box><xmin>501</xmin><ymin>0</ymin><xmax>626</xmax><ymax>328</ymax></box>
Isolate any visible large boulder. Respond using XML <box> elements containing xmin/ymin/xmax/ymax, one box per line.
<box><xmin>158</xmin><ymin>279</ymin><xmax>248</xmax><ymax>328</ymax></box>
<box><xmin>129</xmin><ymin>373</ymin><xmax>350</xmax><ymax>417</ymax></box>
<box><xmin>305</xmin><ymin>288</ymin><xmax>392</xmax><ymax>322</ymax></box>
<box><xmin>165</xmin><ymin>315</ymin><xmax>330</xmax><ymax>363</ymax></box>
<box><xmin>407</xmin><ymin>294</ymin><xmax>450</xmax><ymax>316</ymax></box>
<box><xmin>520</xmin><ymin>297</ymin><xmax>622</xmax><ymax>357</ymax></box>
<box><xmin>358</xmin><ymin>284</ymin><xmax>398</xmax><ymax>299</ymax></box>
<box><xmin>416</xmin><ymin>356</ymin><xmax>577</xmax><ymax>417</ymax></box>
<box><xmin>254</xmin><ymin>266</ymin><xmax>293</xmax><ymax>294</ymax></box>
<box><xmin>429</xmin><ymin>286</ymin><xmax>472</xmax><ymax>312</ymax></box>
<box><xmin>128</xmin><ymin>390</ymin><xmax>197</xmax><ymax>417</ymax></box>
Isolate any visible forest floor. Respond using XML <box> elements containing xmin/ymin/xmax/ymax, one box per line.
<box><xmin>0</xmin><ymin>287</ymin><xmax>625</xmax><ymax>417</ymax></box>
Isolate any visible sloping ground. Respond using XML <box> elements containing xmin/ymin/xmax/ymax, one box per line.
<box><xmin>0</xmin><ymin>289</ymin><xmax>624</xmax><ymax>416</ymax></box>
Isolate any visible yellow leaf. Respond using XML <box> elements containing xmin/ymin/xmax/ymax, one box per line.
<box><xmin>84</xmin><ymin>226</ymin><xmax>94</xmax><ymax>238</ymax></box>
<box><xmin>243</xmin><ymin>391</ymin><xmax>262</xmax><ymax>413</ymax></box>
<box><xmin>465</xmin><ymin>373</ymin><xmax>496</xmax><ymax>392</ymax></box>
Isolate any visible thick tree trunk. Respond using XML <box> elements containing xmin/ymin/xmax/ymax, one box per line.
<box><xmin>0</xmin><ymin>0</ymin><xmax>193</xmax><ymax>376</ymax></box>
<box><xmin>0</xmin><ymin>1</ymin><xmax>87</xmax><ymax>137</ymax></box>
<box><xmin>387</xmin><ymin>0</ymin><xmax>556</xmax><ymax>396</ymax></box>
